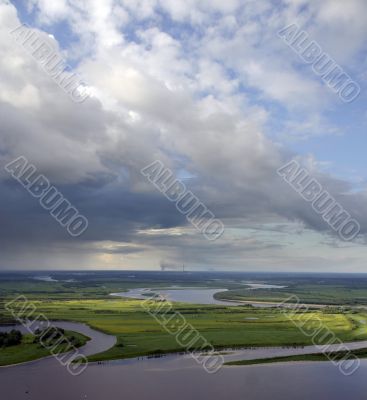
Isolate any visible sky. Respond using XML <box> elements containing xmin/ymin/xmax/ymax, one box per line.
<box><xmin>1</xmin><ymin>0</ymin><xmax>367</xmax><ymax>272</ymax></box>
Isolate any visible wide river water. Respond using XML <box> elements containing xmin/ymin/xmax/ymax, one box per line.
<box><xmin>111</xmin><ymin>287</ymin><xmax>241</xmax><ymax>305</ymax></box>
<box><xmin>1</xmin><ymin>285</ymin><xmax>367</xmax><ymax>400</ymax></box>
<box><xmin>110</xmin><ymin>285</ymin><xmax>289</xmax><ymax>307</ymax></box>
<box><xmin>1</xmin><ymin>320</ymin><xmax>367</xmax><ymax>399</ymax></box>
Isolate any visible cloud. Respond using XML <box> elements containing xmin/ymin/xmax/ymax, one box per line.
<box><xmin>0</xmin><ymin>0</ymin><xmax>366</xmax><ymax>270</ymax></box>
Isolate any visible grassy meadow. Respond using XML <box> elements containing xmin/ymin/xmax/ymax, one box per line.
<box><xmin>1</xmin><ymin>272</ymin><xmax>367</xmax><ymax>363</ymax></box>
<box><xmin>0</xmin><ymin>330</ymin><xmax>89</xmax><ymax>366</ymax></box>
<box><xmin>2</xmin><ymin>297</ymin><xmax>367</xmax><ymax>362</ymax></box>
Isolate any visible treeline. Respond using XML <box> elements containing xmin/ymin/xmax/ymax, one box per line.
<box><xmin>33</xmin><ymin>327</ymin><xmax>82</xmax><ymax>348</ymax></box>
<box><xmin>33</xmin><ymin>327</ymin><xmax>66</xmax><ymax>344</ymax></box>
<box><xmin>0</xmin><ymin>329</ymin><xmax>23</xmax><ymax>347</ymax></box>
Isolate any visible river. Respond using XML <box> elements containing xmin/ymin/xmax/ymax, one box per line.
<box><xmin>110</xmin><ymin>286</ymin><xmax>288</xmax><ymax>307</ymax></box>
<box><xmin>1</xmin><ymin>321</ymin><xmax>367</xmax><ymax>399</ymax></box>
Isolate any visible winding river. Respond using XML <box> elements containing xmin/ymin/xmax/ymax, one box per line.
<box><xmin>0</xmin><ymin>321</ymin><xmax>116</xmax><ymax>359</ymax></box>
<box><xmin>1</xmin><ymin>343</ymin><xmax>367</xmax><ymax>399</ymax></box>
<box><xmin>1</xmin><ymin>319</ymin><xmax>367</xmax><ymax>399</ymax></box>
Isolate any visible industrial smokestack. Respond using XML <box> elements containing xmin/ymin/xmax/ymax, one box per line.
<box><xmin>160</xmin><ymin>260</ymin><xmax>186</xmax><ymax>272</ymax></box>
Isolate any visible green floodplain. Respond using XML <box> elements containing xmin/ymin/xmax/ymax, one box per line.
<box><xmin>225</xmin><ymin>347</ymin><xmax>367</xmax><ymax>366</ymax></box>
<box><xmin>0</xmin><ymin>329</ymin><xmax>89</xmax><ymax>366</ymax></box>
<box><xmin>1</xmin><ymin>271</ymin><xmax>367</xmax><ymax>366</ymax></box>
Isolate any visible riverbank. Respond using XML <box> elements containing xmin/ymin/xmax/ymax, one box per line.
<box><xmin>0</xmin><ymin>330</ymin><xmax>90</xmax><ymax>367</ymax></box>
<box><xmin>225</xmin><ymin>347</ymin><xmax>367</xmax><ymax>366</ymax></box>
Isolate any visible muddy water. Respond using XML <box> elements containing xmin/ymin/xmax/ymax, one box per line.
<box><xmin>1</xmin><ymin>350</ymin><xmax>367</xmax><ymax>400</ymax></box>
<box><xmin>1</xmin><ymin>321</ymin><xmax>367</xmax><ymax>399</ymax></box>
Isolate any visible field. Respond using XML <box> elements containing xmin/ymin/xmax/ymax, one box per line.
<box><xmin>214</xmin><ymin>286</ymin><xmax>367</xmax><ymax>306</ymax></box>
<box><xmin>214</xmin><ymin>275</ymin><xmax>367</xmax><ymax>305</ymax></box>
<box><xmin>2</xmin><ymin>297</ymin><xmax>367</xmax><ymax>362</ymax></box>
<box><xmin>1</xmin><ymin>271</ymin><xmax>367</xmax><ymax>363</ymax></box>
<box><xmin>0</xmin><ymin>330</ymin><xmax>89</xmax><ymax>366</ymax></box>
<box><xmin>2</xmin><ymin>271</ymin><xmax>367</xmax><ymax>305</ymax></box>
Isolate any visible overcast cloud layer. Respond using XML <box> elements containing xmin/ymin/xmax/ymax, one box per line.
<box><xmin>1</xmin><ymin>0</ymin><xmax>367</xmax><ymax>271</ymax></box>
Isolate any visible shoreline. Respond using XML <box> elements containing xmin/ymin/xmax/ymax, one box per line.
<box><xmin>224</xmin><ymin>347</ymin><xmax>367</xmax><ymax>367</ymax></box>
<box><xmin>0</xmin><ymin>330</ymin><xmax>91</xmax><ymax>368</ymax></box>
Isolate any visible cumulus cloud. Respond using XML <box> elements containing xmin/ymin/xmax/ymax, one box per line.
<box><xmin>0</xmin><ymin>0</ymin><xmax>366</xmax><ymax>271</ymax></box>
